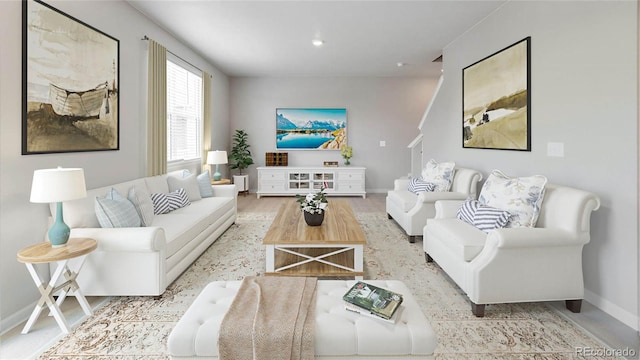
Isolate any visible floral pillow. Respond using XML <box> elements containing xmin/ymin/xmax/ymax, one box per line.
<box><xmin>421</xmin><ymin>159</ymin><xmax>455</xmax><ymax>192</ymax></box>
<box><xmin>478</xmin><ymin>170</ymin><xmax>547</xmax><ymax>228</ymax></box>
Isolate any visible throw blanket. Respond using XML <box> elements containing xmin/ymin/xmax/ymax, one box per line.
<box><xmin>218</xmin><ymin>276</ymin><xmax>317</xmax><ymax>360</ymax></box>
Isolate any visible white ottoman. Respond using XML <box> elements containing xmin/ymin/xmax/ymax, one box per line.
<box><xmin>168</xmin><ymin>280</ymin><xmax>437</xmax><ymax>359</ymax></box>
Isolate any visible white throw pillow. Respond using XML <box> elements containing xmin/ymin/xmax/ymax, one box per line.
<box><xmin>95</xmin><ymin>188</ymin><xmax>141</xmax><ymax>228</ymax></box>
<box><xmin>127</xmin><ymin>185</ymin><xmax>155</xmax><ymax>226</ymax></box>
<box><xmin>478</xmin><ymin>169</ymin><xmax>547</xmax><ymax>228</ymax></box>
<box><xmin>168</xmin><ymin>173</ymin><xmax>202</xmax><ymax>202</ymax></box>
<box><xmin>421</xmin><ymin>159</ymin><xmax>455</xmax><ymax>192</ymax></box>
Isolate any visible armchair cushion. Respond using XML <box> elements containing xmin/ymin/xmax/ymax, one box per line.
<box><xmin>387</xmin><ymin>189</ymin><xmax>420</xmax><ymax>212</ymax></box>
<box><xmin>408</xmin><ymin>177</ymin><xmax>435</xmax><ymax>194</ymax></box>
<box><xmin>478</xmin><ymin>170</ymin><xmax>547</xmax><ymax>228</ymax></box>
<box><xmin>421</xmin><ymin>159</ymin><xmax>455</xmax><ymax>192</ymax></box>
<box><xmin>427</xmin><ymin>218</ymin><xmax>486</xmax><ymax>261</ymax></box>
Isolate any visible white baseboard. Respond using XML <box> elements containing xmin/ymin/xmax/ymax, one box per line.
<box><xmin>0</xmin><ymin>300</ymin><xmax>37</xmax><ymax>336</ymax></box>
<box><xmin>585</xmin><ymin>289</ymin><xmax>639</xmax><ymax>332</ymax></box>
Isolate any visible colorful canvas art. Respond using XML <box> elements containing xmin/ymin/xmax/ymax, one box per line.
<box><xmin>276</xmin><ymin>108</ymin><xmax>347</xmax><ymax>150</ymax></box>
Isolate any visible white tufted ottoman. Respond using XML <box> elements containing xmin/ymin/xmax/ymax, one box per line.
<box><xmin>168</xmin><ymin>280</ymin><xmax>437</xmax><ymax>359</ymax></box>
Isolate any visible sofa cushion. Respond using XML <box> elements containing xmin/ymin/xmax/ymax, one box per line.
<box><xmin>421</xmin><ymin>159</ymin><xmax>455</xmax><ymax>192</ymax></box>
<box><xmin>128</xmin><ymin>185</ymin><xmax>155</xmax><ymax>226</ymax></box>
<box><xmin>479</xmin><ymin>170</ymin><xmax>547</xmax><ymax>228</ymax></box>
<box><xmin>407</xmin><ymin>177</ymin><xmax>435</xmax><ymax>194</ymax></box>
<box><xmin>427</xmin><ymin>218</ymin><xmax>486</xmax><ymax>261</ymax></box>
<box><xmin>166</xmin><ymin>188</ymin><xmax>191</xmax><ymax>210</ymax></box>
<box><xmin>154</xmin><ymin>197</ymin><xmax>235</xmax><ymax>258</ymax></box>
<box><xmin>168</xmin><ymin>173</ymin><xmax>202</xmax><ymax>202</ymax></box>
<box><xmin>387</xmin><ymin>189</ymin><xmax>417</xmax><ymax>212</ymax></box>
<box><xmin>95</xmin><ymin>188</ymin><xmax>141</xmax><ymax>228</ymax></box>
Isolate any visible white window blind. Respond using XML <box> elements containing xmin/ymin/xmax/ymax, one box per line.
<box><xmin>167</xmin><ymin>56</ymin><xmax>202</xmax><ymax>162</ymax></box>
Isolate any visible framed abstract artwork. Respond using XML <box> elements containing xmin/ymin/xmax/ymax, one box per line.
<box><xmin>276</xmin><ymin>108</ymin><xmax>347</xmax><ymax>150</ymax></box>
<box><xmin>463</xmin><ymin>37</ymin><xmax>531</xmax><ymax>151</ymax></box>
<box><xmin>22</xmin><ymin>0</ymin><xmax>120</xmax><ymax>155</ymax></box>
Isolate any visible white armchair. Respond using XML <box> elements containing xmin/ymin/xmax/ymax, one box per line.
<box><xmin>423</xmin><ymin>183</ymin><xmax>601</xmax><ymax>317</ymax></box>
<box><xmin>386</xmin><ymin>168</ymin><xmax>483</xmax><ymax>242</ymax></box>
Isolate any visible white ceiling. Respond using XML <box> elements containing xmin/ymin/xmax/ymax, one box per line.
<box><xmin>128</xmin><ymin>0</ymin><xmax>506</xmax><ymax>78</ymax></box>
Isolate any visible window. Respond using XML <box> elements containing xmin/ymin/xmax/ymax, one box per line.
<box><xmin>167</xmin><ymin>56</ymin><xmax>202</xmax><ymax>162</ymax></box>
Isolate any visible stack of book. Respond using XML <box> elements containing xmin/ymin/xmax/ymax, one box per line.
<box><xmin>342</xmin><ymin>281</ymin><xmax>404</xmax><ymax>323</ymax></box>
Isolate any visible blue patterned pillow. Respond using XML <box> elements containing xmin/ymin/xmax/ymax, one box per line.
<box><xmin>456</xmin><ymin>199</ymin><xmax>479</xmax><ymax>225</ymax></box>
<box><xmin>150</xmin><ymin>192</ymin><xmax>171</xmax><ymax>214</ymax></box>
<box><xmin>407</xmin><ymin>177</ymin><xmax>436</xmax><ymax>194</ymax></box>
<box><xmin>166</xmin><ymin>188</ymin><xmax>191</xmax><ymax>210</ymax></box>
<box><xmin>151</xmin><ymin>188</ymin><xmax>191</xmax><ymax>214</ymax></box>
<box><xmin>197</xmin><ymin>170</ymin><xmax>214</xmax><ymax>198</ymax></box>
<box><xmin>95</xmin><ymin>188</ymin><xmax>141</xmax><ymax>228</ymax></box>
<box><xmin>472</xmin><ymin>204</ymin><xmax>511</xmax><ymax>233</ymax></box>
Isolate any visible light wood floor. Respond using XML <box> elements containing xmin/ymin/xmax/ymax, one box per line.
<box><xmin>237</xmin><ymin>193</ymin><xmax>387</xmax><ymax>214</ymax></box>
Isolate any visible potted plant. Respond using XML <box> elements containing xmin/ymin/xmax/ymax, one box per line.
<box><xmin>296</xmin><ymin>187</ymin><xmax>328</xmax><ymax>226</ymax></box>
<box><xmin>229</xmin><ymin>129</ymin><xmax>254</xmax><ymax>193</ymax></box>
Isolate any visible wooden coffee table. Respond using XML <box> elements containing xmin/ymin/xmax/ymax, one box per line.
<box><xmin>263</xmin><ymin>200</ymin><xmax>366</xmax><ymax>279</ymax></box>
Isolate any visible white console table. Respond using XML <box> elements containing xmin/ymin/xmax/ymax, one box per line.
<box><xmin>257</xmin><ymin>166</ymin><xmax>366</xmax><ymax>198</ymax></box>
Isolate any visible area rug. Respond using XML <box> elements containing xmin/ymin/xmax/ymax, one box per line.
<box><xmin>39</xmin><ymin>212</ymin><xmax>617</xmax><ymax>359</ymax></box>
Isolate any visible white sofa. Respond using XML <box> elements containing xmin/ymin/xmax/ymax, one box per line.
<box><xmin>386</xmin><ymin>168</ymin><xmax>483</xmax><ymax>242</ymax></box>
<box><xmin>52</xmin><ymin>170</ymin><xmax>237</xmax><ymax>296</ymax></box>
<box><xmin>423</xmin><ymin>183</ymin><xmax>600</xmax><ymax>317</ymax></box>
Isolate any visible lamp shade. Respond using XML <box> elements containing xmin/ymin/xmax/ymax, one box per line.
<box><xmin>206</xmin><ymin>150</ymin><xmax>228</xmax><ymax>165</ymax></box>
<box><xmin>30</xmin><ymin>167</ymin><xmax>87</xmax><ymax>203</ymax></box>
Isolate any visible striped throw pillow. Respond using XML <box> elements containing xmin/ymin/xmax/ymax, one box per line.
<box><xmin>166</xmin><ymin>188</ymin><xmax>191</xmax><ymax>210</ymax></box>
<box><xmin>456</xmin><ymin>199</ymin><xmax>479</xmax><ymax>225</ymax></box>
<box><xmin>150</xmin><ymin>192</ymin><xmax>172</xmax><ymax>214</ymax></box>
<box><xmin>407</xmin><ymin>177</ymin><xmax>436</xmax><ymax>194</ymax></box>
<box><xmin>472</xmin><ymin>204</ymin><xmax>511</xmax><ymax>233</ymax></box>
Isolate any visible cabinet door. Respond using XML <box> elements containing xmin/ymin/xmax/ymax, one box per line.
<box><xmin>312</xmin><ymin>172</ymin><xmax>334</xmax><ymax>190</ymax></box>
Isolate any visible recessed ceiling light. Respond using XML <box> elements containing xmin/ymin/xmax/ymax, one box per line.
<box><xmin>312</xmin><ymin>39</ymin><xmax>324</xmax><ymax>47</ymax></box>
<box><xmin>397</xmin><ymin>62</ymin><xmax>406</xmax><ymax>67</ymax></box>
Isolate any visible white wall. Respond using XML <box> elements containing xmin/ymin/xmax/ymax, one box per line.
<box><xmin>423</xmin><ymin>1</ymin><xmax>639</xmax><ymax>329</ymax></box>
<box><xmin>229</xmin><ymin>77</ymin><xmax>437</xmax><ymax>193</ymax></box>
<box><xmin>0</xmin><ymin>0</ymin><xmax>230</xmax><ymax>333</ymax></box>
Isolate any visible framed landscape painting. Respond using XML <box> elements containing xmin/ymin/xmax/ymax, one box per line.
<box><xmin>276</xmin><ymin>108</ymin><xmax>347</xmax><ymax>150</ymax></box>
<box><xmin>22</xmin><ymin>0</ymin><xmax>119</xmax><ymax>155</ymax></box>
<box><xmin>462</xmin><ymin>37</ymin><xmax>530</xmax><ymax>151</ymax></box>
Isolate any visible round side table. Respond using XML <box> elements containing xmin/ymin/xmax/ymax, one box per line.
<box><xmin>17</xmin><ymin>237</ymin><xmax>97</xmax><ymax>334</ymax></box>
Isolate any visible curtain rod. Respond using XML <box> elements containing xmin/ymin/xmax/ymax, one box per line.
<box><xmin>142</xmin><ymin>35</ymin><xmax>211</xmax><ymax>77</ymax></box>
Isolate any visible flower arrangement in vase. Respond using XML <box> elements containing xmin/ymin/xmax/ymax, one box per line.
<box><xmin>341</xmin><ymin>145</ymin><xmax>353</xmax><ymax>166</ymax></box>
<box><xmin>296</xmin><ymin>187</ymin><xmax>328</xmax><ymax>226</ymax></box>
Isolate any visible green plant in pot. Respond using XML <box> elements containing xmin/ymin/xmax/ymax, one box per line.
<box><xmin>229</xmin><ymin>129</ymin><xmax>254</xmax><ymax>192</ymax></box>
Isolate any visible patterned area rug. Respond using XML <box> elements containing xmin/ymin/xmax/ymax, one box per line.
<box><xmin>40</xmin><ymin>212</ymin><xmax>616</xmax><ymax>359</ymax></box>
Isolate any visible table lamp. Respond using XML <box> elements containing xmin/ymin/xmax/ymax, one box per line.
<box><xmin>207</xmin><ymin>150</ymin><xmax>228</xmax><ymax>181</ymax></box>
<box><xmin>30</xmin><ymin>167</ymin><xmax>87</xmax><ymax>247</ymax></box>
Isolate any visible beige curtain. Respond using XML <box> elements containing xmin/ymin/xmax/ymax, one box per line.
<box><xmin>147</xmin><ymin>39</ymin><xmax>167</xmax><ymax>176</ymax></box>
<box><xmin>202</xmin><ymin>72</ymin><xmax>212</xmax><ymax>171</ymax></box>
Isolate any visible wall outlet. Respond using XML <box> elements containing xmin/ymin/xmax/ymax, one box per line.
<box><xmin>379</xmin><ymin>140</ymin><xmax>386</xmax><ymax>147</ymax></box>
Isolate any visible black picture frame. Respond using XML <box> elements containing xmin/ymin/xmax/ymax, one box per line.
<box><xmin>462</xmin><ymin>37</ymin><xmax>531</xmax><ymax>151</ymax></box>
<box><xmin>22</xmin><ymin>0</ymin><xmax>120</xmax><ymax>155</ymax></box>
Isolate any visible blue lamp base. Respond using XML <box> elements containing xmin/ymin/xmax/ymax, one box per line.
<box><xmin>213</xmin><ymin>164</ymin><xmax>222</xmax><ymax>181</ymax></box>
<box><xmin>49</xmin><ymin>202</ymin><xmax>70</xmax><ymax>247</ymax></box>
